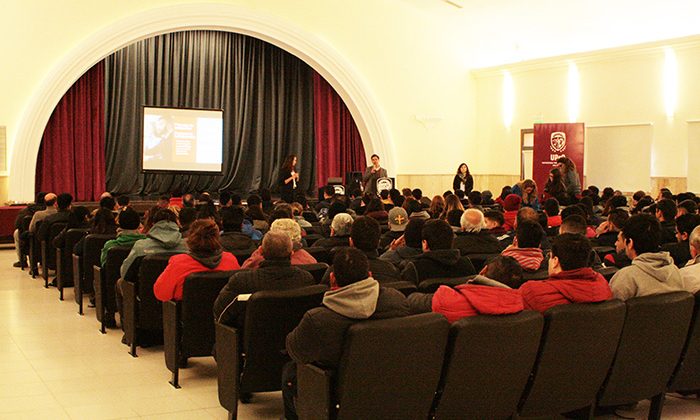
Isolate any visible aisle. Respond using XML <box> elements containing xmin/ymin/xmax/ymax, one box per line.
<box><xmin>0</xmin><ymin>249</ymin><xmax>282</xmax><ymax>420</ymax></box>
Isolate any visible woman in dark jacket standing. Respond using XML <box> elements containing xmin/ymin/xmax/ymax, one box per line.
<box><xmin>278</xmin><ymin>154</ymin><xmax>299</xmax><ymax>203</ymax></box>
<box><xmin>453</xmin><ymin>163</ymin><xmax>474</xmax><ymax>195</ymax></box>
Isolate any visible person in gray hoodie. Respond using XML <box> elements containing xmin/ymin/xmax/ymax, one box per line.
<box><xmin>609</xmin><ymin>213</ymin><xmax>685</xmax><ymax>300</ymax></box>
<box><xmin>119</xmin><ymin>208</ymin><xmax>188</xmax><ymax>279</ymax></box>
<box><xmin>283</xmin><ymin>247</ymin><xmax>409</xmax><ymax>420</ymax></box>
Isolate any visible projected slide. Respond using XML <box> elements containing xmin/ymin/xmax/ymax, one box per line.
<box><xmin>142</xmin><ymin>106</ymin><xmax>224</xmax><ymax>173</ymax></box>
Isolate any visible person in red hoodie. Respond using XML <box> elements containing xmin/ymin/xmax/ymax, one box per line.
<box><xmin>154</xmin><ymin>219</ymin><xmax>240</xmax><ymax>301</ymax></box>
<box><xmin>407</xmin><ymin>255</ymin><xmax>525</xmax><ymax>322</ymax></box>
<box><xmin>520</xmin><ymin>233</ymin><xmax>613</xmax><ymax>313</ymax></box>
<box><xmin>543</xmin><ymin>198</ymin><xmax>562</xmax><ymax>228</ymax></box>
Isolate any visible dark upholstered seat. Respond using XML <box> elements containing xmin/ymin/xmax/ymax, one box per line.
<box><xmin>669</xmin><ymin>292</ymin><xmax>700</xmax><ymax>393</ymax></box>
<box><xmin>216</xmin><ymin>285</ymin><xmax>327</xmax><ymax>419</ymax></box>
<box><xmin>518</xmin><ymin>300</ymin><xmax>626</xmax><ymax>417</ymax></box>
<box><xmin>296</xmin><ymin>313</ymin><xmax>449</xmax><ymax>420</ymax></box>
<box><xmin>433</xmin><ymin>311</ymin><xmax>543</xmax><ymax>419</ymax></box>
<box><xmin>75</xmin><ymin>234</ymin><xmax>115</xmax><ymax>315</ymax></box>
<box><xmin>55</xmin><ymin>228</ymin><xmax>88</xmax><ymax>300</ymax></box>
<box><xmin>94</xmin><ymin>245</ymin><xmax>132</xmax><ymax>333</ymax></box>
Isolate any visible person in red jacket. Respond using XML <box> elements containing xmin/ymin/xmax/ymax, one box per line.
<box><xmin>407</xmin><ymin>255</ymin><xmax>525</xmax><ymax>322</ymax></box>
<box><xmin>520</xmin><ymin>233</ymin><xmax>612</xmax><ymax>313</ymax></box>
<box><xmin>154</xmin><ymin>219</ymin><xmax>240</xmax><ymax>301</ymax></box>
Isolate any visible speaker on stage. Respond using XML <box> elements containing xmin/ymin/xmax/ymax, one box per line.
<box><xmin>346</xmin><ymin>171</ymin><xmax>363</xmax><ymax>194</ymax></box>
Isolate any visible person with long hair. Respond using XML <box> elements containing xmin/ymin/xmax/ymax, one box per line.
<box><xmin>453</xmin><ymin>163</ymin><xmax>474</xmax><ymax>194</ymax></box>
<box><xmin>154</xmin><ymin>219</ymin><xmax>240</xmax><ymax>302</ymax></box>
<box><xmin>278</xmin><ymin>154</ymin><xmax>300</xmax><ymax>203</ymax></box>
<box><xmin>440</xmin><ymin>194</ymin><xmax>465</xmax><ymax>220</ymax></box>
<box><xmin>429</xmin><ymin>195</ymin><xmax>446</xmax><ymax>219</ymax></box>
<box><xmin>518</xmin><ymin>179</ymin><xmax>540</xmax><ymax>211</ymax></box>
<box><xmin>544</xmin><ymin>168</ymin><xmax>569</xmax><ymax>205</ymax></box>
<box><xmin>556</xmin><ymin>156</ymin><xmax>582</xmax><ymax>197</ymax></box>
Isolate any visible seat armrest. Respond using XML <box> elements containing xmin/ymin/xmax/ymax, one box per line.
<box><xmin>163</xmin><ymin>300</ymin><xmax>181</xmax><ymax>373</ymax></box>
<box><xmin>122</xmin><ymin>281</ymin><xmax>138</xmax><ymax>346</ymax></box>
<box><xmin>297</xmin><ymin>363</ymin><xmax>333</xmax><ymax>420</ymax></box>
<box><xmin>93</xmin><ymin>265</ymin><xmax>103</xmax><ymax>322</ymax></box>
<box><xmin>215</xmin><ymin>322</ymin><xmax>241</xmax><ymax>415</ymax></box>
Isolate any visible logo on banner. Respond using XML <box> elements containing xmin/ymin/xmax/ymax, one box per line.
<box><xmin>550</xmin><ymin>132</ymin><xmax>566</xmax><ymax>153</ymax></box>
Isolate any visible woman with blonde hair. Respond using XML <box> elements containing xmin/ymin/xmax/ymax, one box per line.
<box><xmin>518</xmin><ymin>179</ymin><xmax>540</xmax><ymax>211</ymax></box>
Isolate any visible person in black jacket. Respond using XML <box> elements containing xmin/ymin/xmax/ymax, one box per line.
<box><xmin>213</xmin><ymin>231</ymin><xmax>315</xmax><ymax>328</ymax></box>
<box><xmin>13</xmin><ymin>191</ymin><xmax>47</xmax><ymax>267</ymax></box>
<box><xmin>37</xmin><ymin>193</ymin><xmax>73</xmax><ymax>241</ymax></box>
<box><xmin>219</xmin><ymin>206</ymin><xmax>255</xmax><ymax>252</ymax></box>
<box><xmin>656</xmin><ymin>198</ymin><xmax>678</xmax><ymax>245</ymax></box>
<box><xmin>283</xmin><ymin>247</ymin><xmax>409</xmax><ymax>420</ymax></box>
<box><xmin>453</xmin><ymin>208</ymin><xmax>502</xmax><ymax>255</ymax></box>
<box><xmin>452</xmin><ymin>162</ymin><xmax>474</xmax><ymax>195</ymax></box>
<box><xmin>278</xmin><ymin>154</ymin><xmax>300</xmax><ymax>203</ymax></box>
<box><xmin>401</xmin><ymin>219</ymin><xmax>476</xmax><ymax>285</ymax></box>
<box><xmin>662</xmin><ymin>213</ymin><xmax>700</xmax><ymax>267</ymax></box>
<box><xmin>320</xmin><ymin>216</ymin><xmax>401</xmax><ymax>284</ymax></box>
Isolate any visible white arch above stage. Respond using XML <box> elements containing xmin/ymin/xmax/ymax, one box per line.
<box><xmin>9</xmin><ymin>3</ymin><xmax>395</xmax><ymax>201</ymax></box>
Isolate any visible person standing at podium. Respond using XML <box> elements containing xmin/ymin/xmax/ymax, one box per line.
<box><xmin>362</xmin><ymin>154</ymin><xmax>387</xmax><ymax>195</ymax></box>
<box><xmin>279</xmin><ymin>154</ymin><xmax>300</xmax><ymax>203</ymax></box>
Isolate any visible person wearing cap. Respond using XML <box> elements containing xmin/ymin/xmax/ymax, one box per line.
<box><xmin>379</xmin><ymin>207</ymin><xmax>408</xmax><ymax>251</ymax></box>
<box><xmin>312</xmin><ymin>213</ymin><xmax>353</xmax><ymax>250</ymax></box>
<box><xmin>502</xmin><ymin>193</ymin><xmax>522</xmax><ymax>232</ymax></box>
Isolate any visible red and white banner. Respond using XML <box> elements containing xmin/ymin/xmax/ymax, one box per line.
<box><xmin>532</xmin><ymin>123</ymin><xmax>585</xmax><ymax>195</ymax></box>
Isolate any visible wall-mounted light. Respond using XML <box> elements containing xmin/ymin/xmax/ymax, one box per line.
<box><xmin>567</xmin><ymin>62</ymin><xmax>580</xmax><ymax>123</ymax></box>
<box><xmin>664</xmin><ymin>47</ymin><xmax>678</xmax><ymax>118</ymax></box>
<box><xmin>502</xmin><ymin>70</ymin><xmax>514</xmax><ymax>128</ymax></box>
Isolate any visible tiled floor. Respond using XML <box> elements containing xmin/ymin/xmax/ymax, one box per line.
<box><xmin>3</xmin><ymin>247</ymin><xmax>700</xmax><ymax>419</ymax></box>
<box><xmin>0</xmin><ymin>248</ymin><xmax>282</xmax><ymax>420</ymax></box>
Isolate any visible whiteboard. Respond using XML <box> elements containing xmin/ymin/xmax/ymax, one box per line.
<box><xmin>585</xmin><ymin>124</ymin><xmax>652</xmax><ymax>192</ymax></box>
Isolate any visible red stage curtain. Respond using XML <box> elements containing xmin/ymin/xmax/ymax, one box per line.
<box><xmin>313</xmin><ymin>72</ymin><xmax>367</xmax><ymax>188</ymax></box>
<box><xmin>35</xmin><ymin>62</ymin><xmax>105</xmax><ymax>201</ymax></box>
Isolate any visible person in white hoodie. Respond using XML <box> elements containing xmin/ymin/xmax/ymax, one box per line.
<box><xmin>283</xmin><ymin>247</ymin><xmax>409</xmax><ymax>420</ymax></box>
<box><xmin>681</xmin><ymin>225</ymin><xmax>700</xmax><ymax>293</ymax></box>
<box><xmin>609</xmin><ymin>213</ymin><xmax>685</xmax><ymax>300</ymax></box>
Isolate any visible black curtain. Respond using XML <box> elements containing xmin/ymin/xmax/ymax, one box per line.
<box><xmin>104</xmin><ymin>30</ymin><xmax>315</xmax><ymax>196</ymax></box>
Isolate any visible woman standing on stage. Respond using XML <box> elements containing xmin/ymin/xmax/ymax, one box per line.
<box><xmin>278</xmin><ymin>154</ymin><xmax>299</xmax><ymax>203</ymax></box>
<box><xmin>453</xmin><ymin>163</ymin><xmax>474</xmax><ymax>195</ymax></box>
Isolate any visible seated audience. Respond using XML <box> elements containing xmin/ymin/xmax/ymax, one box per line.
<box><xmin>609</xmin><ymin>213</ymin><xmax>685</xmax><ymax>300</ymax></box>
<box><xmin>290</xmin><ymin>202</ymin><xmax>312</xmax><ymax>228</ymax></box>
<box><xmin>364</xmin><ymin>198</ymin><xmax>388</xmax><ymax>221</ymax></box>
<box><xmin>312</xmin><ymin>213</ymin><xmax>353</xmax><ymax>249</ymax></box>
<box><xmin>213</xmin><ymin>231</ymin><xmax>315</xmax><ymax>327</ymax></box>
<box><xmin>13</xmin><ymin>191</ymin><xmax>47</xmax><ymax>267</ymax></box>
<box><xmin>315</xmin><ymin>186</ymin><xmax>335</xmax><ymax>213</ymax></box>
<box><xmin>453</xmin><ymin>209</ymin><xmax>501</xmax><ymax>255</ymax></box>
<box><xmin>100</xmin><ymin>208</ymin><xmax>145</xmax><ymax>266</ymax></box>
<box><xmin>678</xmin><ymin>199</ymin><xmax>699</xmax><ymax>217</ymax></box>
<box><xmin>429</xmin><ymin>195</ymin><xmax>446</xmax><ymax>218</ymax></box>
<box><xmin>681</xmin><ymin>225</ymin><xmax>700</xmax><ymax>293</ymax></box>
<box><xmin>515</xmin><ymin>179</ymin><xmax>540</xmax><ymax>211</ymax></box>
<box><xmin>379</xmin><ymin>218</ymin><xmax>426</xmax><ymax>268</ymax></box>
<box><xmin>219</xmin><ymin>206</ymin><xmax>255</xmax><ymax>252</ymax></box>
<box><xmin>520</xmin><ymin>233</ymin><xmax>613</xmax><ymax>312</ymax></box>
<box><xmin>440</xmin><ymin>194</ymin><xmax>464</xmax><ymax>220</ymax></box>
<box><xmin>501</xmin><ymin>220</ymin><xmax>545</xmax><ymax>272</ymax></box>
<box><xmin>283</xmin><ymin>247</ymin><xmax>409</xmax><ymax>420</ymax></box>
<box><xmin>407</xmin><ymin>255</ymin><xmax>524</xmax><ymax>322</ymax></box>
<box><xmin>502</xmin><ymin>194</ymin><xmax>521</xmax><ymax>231</ymax></box>
<box><xmin>116</xmin><ymin>195</ymin><xmax>130</xmax><ymax>212</ymax></box>
<box><xmin>401</xmin><ymin>219</ymin><xmax>476</xmax><ymax>284</ymax></box>
<box><xmin>242</xmin><ymin>219</ymin><xmax>317</xmax><ymax>269</ymax></box>
<box><xmin>446</xmin><ymin>209</ymin><xmax>464</xmax><ymax>232</ymax></box>
<box><xmin>655</xmin><ymin>198</ymin><xmax>678</xmax><ymax>244</ymax></box>
<box><xmin>120</xmin><ymin>208</ymin><xmax>188</xmax><ymax>279</ymax></box>
<box><xmin>379</xmin><ymin>207</ymin><xmax>408</xmax><ymax>250</ymax></box>
<box><xmin>595</xmin><ymin>208</ymin><xmax>629</xmax><ymax>247</ymax></box>
<box><xmin>322</xmin><ymin>216</ymin><xmax>400</xmax><ymax>283</ymax></box>
<box><xmin>484</xmin><ymin>209</ymin><xmax>507</xmax><ymax>236</ymax></box>
<box><xmin>405</xmin><ymin>198</ymin><xmax>430</xmax><ymax>220</ymax></box>
<box><xmin>52</xmin><ymin>206</ymin><xmax>90</xmax><ymax>249</ymax></box>
<box><xmin>467</xmin><ymin>191</ymin><xmax>483</xmax><ymax>211</ymax></box>
<box><xmin>37</xmin><ymin>193</ymin><xmax>73</xmax><ymax>241</ymax></box>
<box><xmin>543</xmin><ymin>198</ymin><xmax>562</xmax><ymax>228</ymax></box>
<box><xmin>246</xmin><ymin>194</ymin><xmax>269</xmax><ymax>232</ymax></box>
<box><xmin>153</xmin><ymin>219</ymin><xmax>240</xmax><ymax>302</ymax></box>
<box><xmin>662</xmin><ymin>213</ymin><xmax>700</xmax><ymax>267</ymax></box>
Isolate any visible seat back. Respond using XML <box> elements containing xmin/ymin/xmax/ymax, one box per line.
<box><xmin>58</xmin><ymin>228</ymin><xmax>89</xmax><ymax>286</ymax></box>
<box><xmin>518</xmin><ymin>300</ymin><xmax>626</xmax><ymax>417</ymax></box>
<box><xmin>305</xmin><ymin>247</ymin><xmax>332</xmax><ymax>264</ymax></box>
<box><xmin>434</xmin><ymin>311</ymin><xmax>543</xmax><ymax>419</ymax></box>
<box><xmin>597</xmin><ymin>291</ymin><xmax>694</xmax><ymax>407</ymax></box>
<box><xmin>81</xmin><ymin>234</ymin><xmax>117</xmax><ymax>293</ymax></box>
<box><xmin>669</xmin><ymin>292</ymin><xmax>700</xmax><ymax>392</ymax></box>
<box><xmin>382</xmin><ymin>281</ymin><xmax>418</xmax><ymax>296</ymax></box>
<box><xmin>521</xmin><ymin>268</ymin><xmax>549</xmax><ymax>281</ymax></box>
<box><xmin>138</xmin><ymin>253</ymin><xmax>177</xmax><ymax>330</ymax></box>
<box><xmin>95</xmin><ymin>245</ymin><xmax>134</xmax><ymax>322</ymax></box>
<box><xmin>465</xmin><ymin>253</ymin><xmax>499</xmax><ymax>273</ymax></box>
<box><xmin>180</xmin><ymin>271</ymin><xmax>237</xmax><ymax>357</ymax></box>
<box><xmin>232</xmin><ymin>249</ymin><xmax>253</xmax><ymax>266</ymax></box>
<box><xmin>44</xmin><ymin>222</ymin><xmax>67</xmax><ymax>270</ymax></box>
<box><xmin>296</xmin><ymin>263</ymin><xmax>330</xmax><ymax>283</ymax></box>
<box><xmin>335</xmin><ymin>313</ymin><xmax>449</xmax><ymax>420</ymax></box>
<box><xmin>240</xmin><ymin>285</ymin><xmax>328</xmax><ymax>392</ymax></box>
